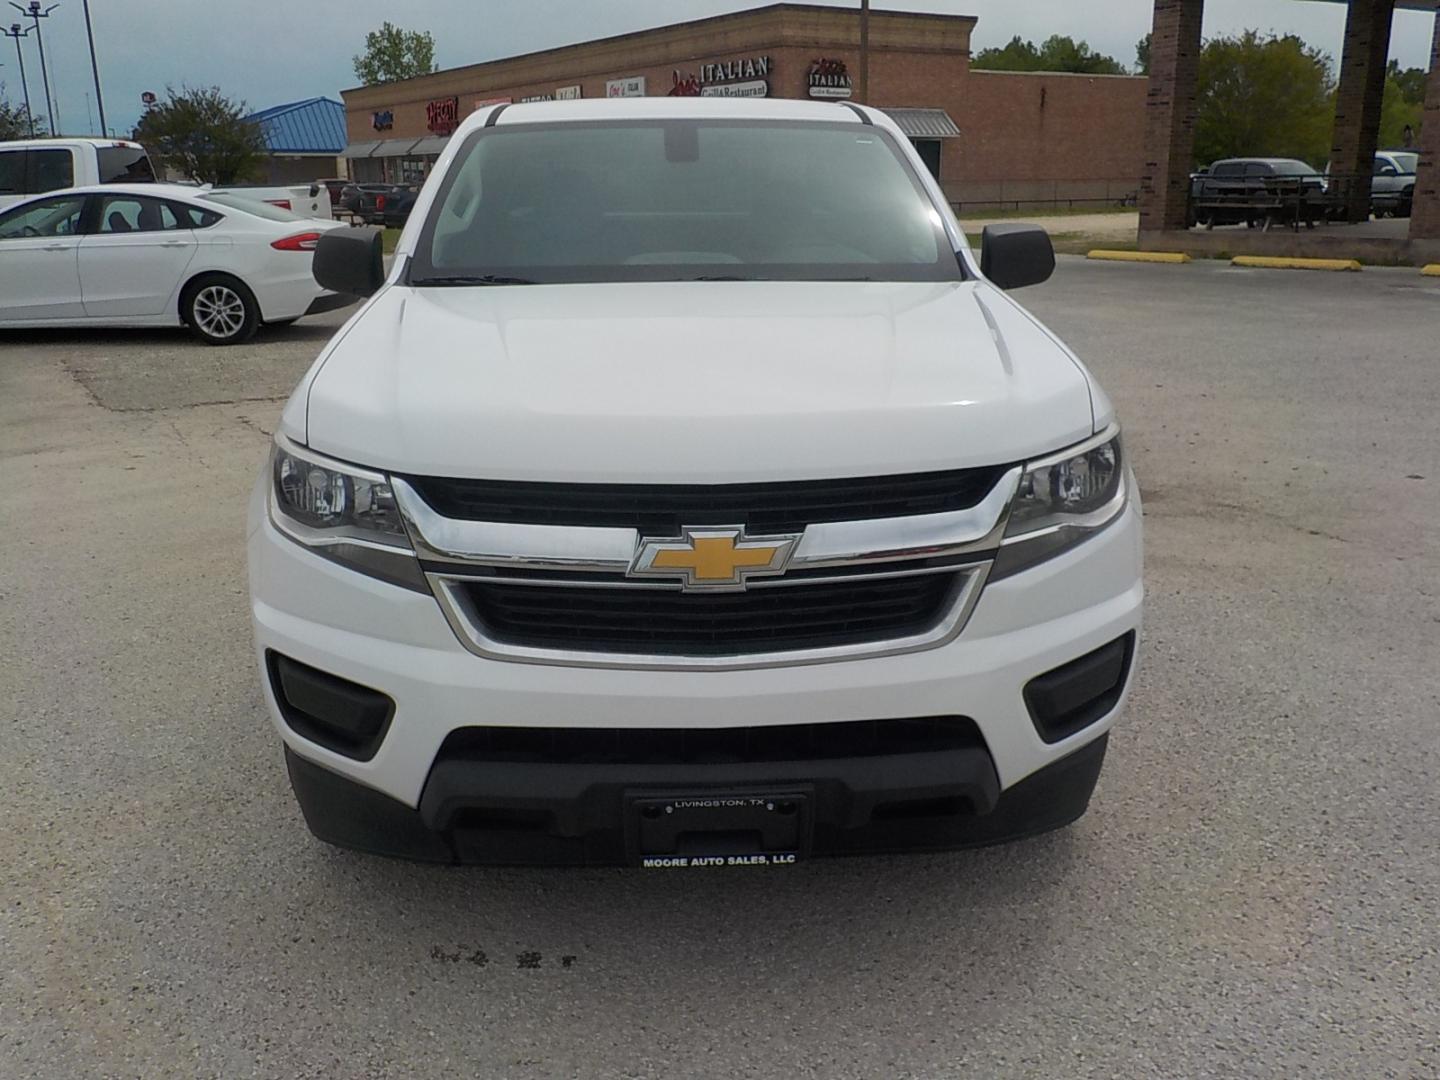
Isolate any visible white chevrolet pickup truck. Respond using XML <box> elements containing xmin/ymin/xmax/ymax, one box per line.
<box><xmin>247</xmin><ymin>98</ymin><xmax>1143</xmax><ymax>867</ymax></box>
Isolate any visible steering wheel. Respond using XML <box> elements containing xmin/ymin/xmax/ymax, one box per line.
<box><xmin>21</xmin><ymin>224</ymin><xmax>41</xmax><ymax>238</ymax></box>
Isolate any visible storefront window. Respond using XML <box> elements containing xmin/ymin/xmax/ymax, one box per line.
<box><xmin>399</xmin><ymin>157</ymin><xmax>434</xmax><ymax>185</ymax></box>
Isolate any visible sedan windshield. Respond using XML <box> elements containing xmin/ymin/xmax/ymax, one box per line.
<box><xmin>410</xmin><ymin>120</ymin><xmax>961</xmax><ymax>284</ymax></box>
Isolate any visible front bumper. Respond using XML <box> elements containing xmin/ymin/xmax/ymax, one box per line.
<box><xmin>248</xmin><ymin>475</ymin><xmax>1143</xmax><ymax>863</ymax></box>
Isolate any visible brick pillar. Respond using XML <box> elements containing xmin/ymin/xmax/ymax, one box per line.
<box><xmin>1409</xmin><ymin>13</ymin><xmax>1440</xmax><ymax>239</ymax></box>
<box><xmin>1138</xmin><ymin>0</ymin><xmax>1205</xmax><ymax>235</ymax></box>
<box><xmin>1330</xmin><ymin>0</ymin><xmax>1395</xmax><ymax>223</ymax></box>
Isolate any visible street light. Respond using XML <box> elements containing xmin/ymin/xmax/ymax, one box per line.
<box><xmin>9</xmin><ymin>2</ymin><xmax>57</xmax><ymax>136</ymax></box>
<box><xmin>1</xmin><ymin>21</ymin><xmax>34</xmax><ymax>135</ymax></box>
<box><xmin>81</xmin><ymin>0</ymin><xmax>103</xmax><ymax>135</ymax></box>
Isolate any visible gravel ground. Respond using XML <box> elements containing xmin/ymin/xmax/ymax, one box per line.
<box><xmin>2</xmin><ymin>260</ymin><xmax>1438</xmax><ymax>1079</ymax></box>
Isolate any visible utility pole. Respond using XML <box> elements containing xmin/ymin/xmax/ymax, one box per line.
<box><xmin>858</xmin><ymin>0</ymin><xmax>870</xmax><ymax>104</ymax></box>
<box><xmin>10</xmin><ymin>3</ymin><xmax>58</xmax><ymax>135</ymax></box>
<box><xmin>2</xmin><ymin>21</ymin><xmax>34</xmax><ymax>135</ymax></box>
<box><xmin>81</xmin><ymin>0</ymin><xmax>104</xmax><ymax>134</ymax></box>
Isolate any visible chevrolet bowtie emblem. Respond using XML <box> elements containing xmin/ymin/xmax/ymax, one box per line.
<box><xmin>629</xmin><ymin>526</ymin><xmax>800</xmax><ymax>591</ymax></box>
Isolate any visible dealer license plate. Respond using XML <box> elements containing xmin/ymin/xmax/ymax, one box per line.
<box><xmin>627</xmin><ymin>789</ymin><xmax>811</xmax><ymax>868</ymax></box>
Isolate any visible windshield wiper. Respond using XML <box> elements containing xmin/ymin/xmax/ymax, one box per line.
<box><xmin>410</xmin><ymin>274</ymin><xmax>538</xmax><ymax>286</ymax></box>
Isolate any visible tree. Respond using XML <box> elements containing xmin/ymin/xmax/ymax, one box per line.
<box><xmin>353</xmin><ymin>22</ymin><xmax>438</xmax><ymax>85</ymax></box>
<box><xmin>131</xmin><ymin>86</ymin><xmax>267</xmax><ymax>185</ymax></box>
<box><xmin>1193</xmin><ymin>31</ymin><xmax>1334</xmax><ymax>168</ymax></box>
<box><xmin>1380</xmin><ymin>69</ymin><xmax>1423</xmax><ymax>150</ymax></box>
<box><xmin>1386</xmin><ymin>60</ymin><xmax>1426</xmax><ymax>106</ymax></box>
<box><xmin>0</xmin><ymin>85</ymin><xmax>45</xmax><ymax>138</ymax></box>
<box><xmin>1135</xmin><ymin>34</ymin><xmax>1151</xmax><ymax>76</ymax></box>
<box><xmin>972</xmin><ymin>34</ymin><xmax>1127</xmax><ymax>75</ymax></box>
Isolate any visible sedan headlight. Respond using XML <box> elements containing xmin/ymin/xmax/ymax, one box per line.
<box><xmin>992</xmin><ymin>427</ymin><xmax>1128</xmax><ymax>579</ymax></box>
<box><xmin>268</xmin><ymin>436</ymin><xmax>426</xmax><ymax>591</ymax></box>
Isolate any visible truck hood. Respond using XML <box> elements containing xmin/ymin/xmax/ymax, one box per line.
<box><xmin>298</xmin><ymin>280</ymin><xmax>1095</xmax><ymax>483</ymax></box>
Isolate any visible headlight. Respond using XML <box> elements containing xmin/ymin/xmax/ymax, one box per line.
<box><xmin>268</xmin><ymin>437</ymin><xmax>426</xmax><ymax>591</ymax></box>
<box><xmin>992</xmin><ymin>427</ymin><xmax>1128</xmax><ymax>579</ymax></box>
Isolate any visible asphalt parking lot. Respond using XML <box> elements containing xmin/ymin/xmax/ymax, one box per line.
<box><xmin>3</xmin><ymin>258</ymin><xmax>1439</xmax><ymax>1079</ymax></box>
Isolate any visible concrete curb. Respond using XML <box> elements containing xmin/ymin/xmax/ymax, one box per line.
<box><xmin>1087</xmin><ymin>250</ymin><xmax>1191</xmax><ymax>264</ymax></box>
<box><xmin>1231</xmin><ymin>256</ymin><xmax>1362</xmax><ymax>272</ymax></box>
<box><xmin>1422</xmin><ymin>264</ymin><xmax>1440</xmax><ymax>277</ymax></box>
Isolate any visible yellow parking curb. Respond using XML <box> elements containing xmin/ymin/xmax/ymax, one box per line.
<box><xmin>1087</xmin><ymin>250</ymin><xmax>1191</xmax><ymax>264</ymax></box>
<box><xmin>1422</xmin><ymin>264</ymin><xmax>1440</xmax><ymax>277</ymax></box>
<box><xmin>1231</xmin><ymin>256</ymin><xmax>1361</xmax><ymax>272</ymax></box>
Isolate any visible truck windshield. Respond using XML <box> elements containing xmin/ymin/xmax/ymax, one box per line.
<box><xmin>410</xmin><ymin>120</ymin><xmax>961</xmax><ymax>284</ymax></box>
<box><xmin>97</xmin><ymin>146</ymin><xmax>156</xmax><ymax>184</ymax></box>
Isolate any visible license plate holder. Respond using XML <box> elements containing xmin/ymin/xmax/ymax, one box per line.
<box><xmin>626</xmin><ymin>788</ymin><xmax>812</xmax><ymax>868</ymax></box>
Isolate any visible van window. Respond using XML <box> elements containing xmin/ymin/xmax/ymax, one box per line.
<box><xmin>0</xmin><ymin>150</ymin><xmax>23</xmax><ymax>194</ymax></box>
<box><xmin>97</xmin><ymin>146</ymin><xmax>157</xmax><ymax>184</ymax></box>
<box><xmin>28</xmin><ymin>148</ymin><xmax>75</xmax><ymax>193</ymax></box>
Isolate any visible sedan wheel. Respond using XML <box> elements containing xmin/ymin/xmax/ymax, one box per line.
<box><xmin>185</xmin><ymin>277</ymin><xmax>259</xmax><ymax>346</ymax></box>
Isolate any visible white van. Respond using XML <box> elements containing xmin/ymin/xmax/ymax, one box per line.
<box><xmin>0</xmin><ymin>138</ymin><xmax>157</xmax><ymax>211</ymax></box>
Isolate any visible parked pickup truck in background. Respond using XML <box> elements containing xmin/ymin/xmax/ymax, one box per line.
<box><xmin>206</xmin><ymin>183</ymin><xmax>334</xmax><ymax>221</ymax></box>
<box><xmin>0</xmin><ymin>138</ymin><xmax>156</xmax><ymax>211</ymax></box>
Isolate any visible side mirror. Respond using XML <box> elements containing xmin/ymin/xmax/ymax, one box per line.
<box><xmin>1379</xmin><ymin>164</ymin><xmax>1398</xmax><ymax>177</ymax></box>
<box><xmin>980</xmin><ymin>224</ymin><xmax>1055</xmax><ymax>290</ymax></box>
<box><xmin>314</xmin><ymin>228</ymin><xmax>385</xmax><ymax>297</ymax></box>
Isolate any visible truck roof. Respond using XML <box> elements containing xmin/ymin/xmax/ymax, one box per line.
<box><xmin>0</xmin><ymin>137</ymin><xmax>145</xmax><ymax>150</ymax></box>
<box><xmin>472</xmin><ymin>96</ymin><xmax>872</xmax><ymax>134</ymax></box>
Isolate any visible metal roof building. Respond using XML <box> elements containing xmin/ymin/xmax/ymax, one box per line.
<box><xmin>243</xmin><ymin>97</ymin><xmax>348</xmax><ymax>183</ymax></box>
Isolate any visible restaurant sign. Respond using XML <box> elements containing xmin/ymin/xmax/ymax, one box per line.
<box><xmin>555</xmin><ymin>85</ymin><xmax>582</xmax><ymax>100</ymax></box>
<box><xmin>371</xmin><ymin>109</ymin><xmax>394</xmax><ymax>131</ymax></box>
<box><xmin>808</xmin><ymin>58</ymin><xmax>853</xmax><ymax>99</ymax></box>
<box><xmin>701</xmin><ymin>56</ymin><xmax>771</xmax><ymax>84</ymax></box>
<box><xmin>426</xmin><ymin>96</ymin><xmax>460</xmax><ymax>133</ymax></box>
<box><xmin>606</xmin><ymin>76</ymin><xmax>647</xmax><ymax>98</ymax></box>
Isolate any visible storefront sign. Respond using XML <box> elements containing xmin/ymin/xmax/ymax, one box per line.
<box><xmin>520</xmin><ymin>94</ymin><xmax>553</xmax><ymax>102</ymax></box>
<box><xmin>473</xmin><ymin>96</ymin><xmax>513</xmax><ymax>111</ymax></box>
<box><xmin>808</xmin><ymin>58</ymin><xmax>853</xmax><ymax>99</ymax></box>
<box><xmin>701</xmin><ymin>56</ymin><xmax>771</xmax><ymax>84</ymax></box>
<box><xmin>702</xmin><ymin>80</ymin><xmax>769</xmax><ymax>98</ymax></box>
<box><xmin>606</xmin><ymin>76</ymin><xmax>646</xmax><ymax>98</ymax></box>
<box><xmin>555</xmin><ymin>85</ymin><xmax>582</xmax><ymax>100</ymax></box>
<box><xmin>669</xmin><ymin>71</ymin><xmax>702</xmax><ymax>97</ymax></box>
<box><xmin>371</xmin><ymin>110</ymin><xmax>394</xmax><ymax>131</ymax></box>
<box><xmin>426</xmin><ymin>96</ymin><xmax>460</xmax><ymax>133</ymax></box>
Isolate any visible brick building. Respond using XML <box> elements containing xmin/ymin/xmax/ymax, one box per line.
<box><xmin>340</xmin><ymin>3</ymin><xmax>1148</xmax><ymax>210</ymax></box>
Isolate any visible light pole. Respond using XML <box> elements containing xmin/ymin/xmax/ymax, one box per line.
<box><xmin>2</xmin><ymin>22</ymin><xmax>34</xmax><ymax>135</ymax></box>
<box><xmin>858</xmin><ymin>0</ymin><xmax>870</xmax><ymax>104</ymax></box>
<box><xmin>10</xmin><ymin>2</ymin><xmax>57</xmax><ymax>135</ymax></box>
<box><xmin>81</xmin><ymin>0</ymin><xmax>103</xmax><ymax>135</ymax></box>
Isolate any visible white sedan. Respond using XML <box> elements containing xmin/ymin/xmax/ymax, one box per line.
<box><xmin>0</xmin><ymin>183</ymin><xmax>356</xmax><ymax>345</ymax></box>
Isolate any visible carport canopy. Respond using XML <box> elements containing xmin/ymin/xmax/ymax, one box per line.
<box><xmin>882</xmin><ymin>108</ymin><xmax>961</xmax><ymax>139</ymax></box>
<box><xmin>342</xmin><ymin>140</ymin><xmax>383</xmax><ymax>159</ymax></box>
<box><xmin>408</xmin><ymin>135</ymin><xmax>452</xmax><ymax>156</ymax></box>
<box><xmin>371</xmin><ymin>138</ymin><xmax>422</xmax><ymax>158</ymax></box>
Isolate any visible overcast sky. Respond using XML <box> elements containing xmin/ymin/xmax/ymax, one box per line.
<box><xmin>2</xmin><ymin>0</ymin><xmax>1433</xmax><ymax>137</ymax></box>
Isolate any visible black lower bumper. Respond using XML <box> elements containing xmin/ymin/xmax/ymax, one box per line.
<box><xmin>302</xmin><ymin>291</ymin><xmax>358</xmax><ymax>317</ymax></box>
<box><xmin>283</xmin><ymin>733</ymin><xmax>1108</xmax><ymax>866</ymax></box>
